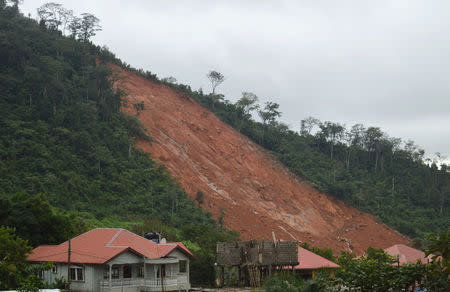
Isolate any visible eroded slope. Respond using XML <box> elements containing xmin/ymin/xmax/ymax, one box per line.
<box><xmin>113</xmin><ymin>64</ymin><xmax>408</xmax><ymax>254</ymax></box>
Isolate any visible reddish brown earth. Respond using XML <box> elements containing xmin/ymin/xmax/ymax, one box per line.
<box><xmin>111</xmin><ymin>64</ymin><xmax>409</xmax><ymax>254</ymax></box>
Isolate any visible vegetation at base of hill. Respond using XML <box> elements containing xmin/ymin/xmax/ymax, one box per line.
<box><xmin>264</xmin><ymin>232</ymin><xmax>449</xmax><ymax>291</ymax></box>
<box><xmin>0</xmin><ymin>226</ymin><xmax>52</xmax><ymax>291</ymax></box>
<box><xmin>0</xmin><ymin>192</ymin><xmax>86</xmax><ymax>246</ymax></box>
<box><xmin>107</xmin><ymin>46</ymin><xmax>449</xmax><ymax>241</ymax></box>
<box><xmin>0</xmin><ymin>2</ymin><xmax>238</xmax><ymax>287</ymax></box>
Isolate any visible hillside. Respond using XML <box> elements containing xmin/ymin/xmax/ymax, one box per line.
<box><xmin>112</xmin><ymin>64</ymin><xmax>408</xmax><ymax>254</ymax></box>
<box><xmin>0</xmin><ymin>6</ymin><xmax>240</xmax><ymax>285</ymax></box>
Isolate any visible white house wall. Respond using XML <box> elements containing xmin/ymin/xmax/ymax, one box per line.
<box><xmin>166</xmin><ymin>249</ymin><xmax>188</xmax><ymax>261</ymax></box>
<box><xmin>166</xmin><ymin>249</ymin><xmax>190</xmax><ymax>287</ymax></box>
<box><xmin>108</xmin><ymin>251</ymin><xmax>142</xmax><ymax>265</ymax></box>
<box><xmin>37</xmin><ymin>248</ymin><xmax>191</xmax><ymax>291</ymax></box>
<box><xmin>39</xmin><ymin>263</ymin><xmax>100</xmax><ymax>292</ymax></box>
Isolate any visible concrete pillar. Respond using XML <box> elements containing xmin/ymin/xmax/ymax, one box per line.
<box><xmin>143</xmin><ymin>257</ymin><xmax>146</xmax><ymax>286</ymax></box>
<box><xmin>108</xmin><ymin>264</ymin><xmax>112</xmax><ymax>291</ymax></box>
<box><xmin>187</xmin><ymin>260</ymin><xmax>190</xmax><ymax>286</ymax></box>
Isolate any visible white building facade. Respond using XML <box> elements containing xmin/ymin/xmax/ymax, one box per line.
<box><xmin>28</xmin><ymin>229</ymin><xmax>194</xmax><ymax>292</ymax></box>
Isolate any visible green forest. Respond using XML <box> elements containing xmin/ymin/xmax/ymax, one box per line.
<box><xmin>0</xmin><ymin>2</ymin><xmax>237</xmax><ymax>289</ymax></box>
<box><xmin>0</xmin><ymin>1</ymin><xmax>449</xmax><ymax>290</ymax></box>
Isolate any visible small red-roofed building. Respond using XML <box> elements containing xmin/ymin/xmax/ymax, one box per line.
<box><xmin>27</xmin><ymin>228</ymin><xmax>195</xmax><ymax>292</ymax></box>
<box><xmin>384</xmin><ymin>244</ymin><xmax>433</xmax><ymax>266</ymax></box>
<box><xmin>294</xmin><ymin>246</ymin><xmax>340</xmax><ymax>279</ymax></box>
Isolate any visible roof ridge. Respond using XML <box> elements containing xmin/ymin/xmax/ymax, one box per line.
<box><xmin>106</xmin><ymin>229</ymin><xmax>125</xmax><ymax>247</ymax></box>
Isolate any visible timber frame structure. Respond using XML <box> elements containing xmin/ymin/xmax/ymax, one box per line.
<box><xmin>216</xmin><ymin>241</ymin><xmax>298</xmax><ymax>287</ymax></box>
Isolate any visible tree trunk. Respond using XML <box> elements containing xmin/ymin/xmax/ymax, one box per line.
<box><xmin>330</xmin><ymin>143</ymin><xmax>334</xmax><ymax>160</ymax></box>
<box><xmin>346</xmin><ymin>149</ymin><xmax>351</xmax><ymax>170</ymax></box>
<box><xmin>374</xmin><ymin>151</ymin><xmax>379</xmax><ymax>172</ymax></box>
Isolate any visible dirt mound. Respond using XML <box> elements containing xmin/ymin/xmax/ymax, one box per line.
<box><xmin>112</xmin><ymin>64</ymin><xmax>408</xmax><ymax>254</ymax></box>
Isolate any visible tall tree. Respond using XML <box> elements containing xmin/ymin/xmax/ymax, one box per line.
<box><xmin>258</xmin><ymin>101</ymin><xmax>281</xmax><ymax>126</ymax></box>
<box><xmin>344</xmin><ymin>124</ymin><xmax>365</xmax><ymax>169</ymax></box>
<box><xmin>206</xmin><ymin>70</ymin><xmax>224</xmax><ymax>110</ymax></box>
<box><xmin>235</xmin><ymin>91</ymin><xmax>258</xmax><ymax>131</ymax></box>
<box><xmin>319</xmin><ymin>121</ymin><xmax>345</xmax><ymax>160</ymax></box>
<box><xmin>300</xmin><ymin>116</ymin><xmax>320</xmax><ymax>136</ymax></box>
<box><xmin>236</xmin><ymin>92</ymin><xmax>259</xmax><ymax>116</ymax></box>
<box><xmin>206</xmin><ymin>70</ymin><xmax>224</xmax><ymax>95</ymax></box>
<box><xmin>37</xmin><ymin>2</ymin><xmax>72</xmax><ymax>32</ymax></box>
<box><xmin>79</xmin><ymin>13</ymin><xmax>101</xmax><ymax>42</ymax></box>
<box><xmin>67</xmin><ymin>15</ymin><xmax>81</xmax><ymax>38</ymax></box>
<box><xmin>363</xmin><ymin>127</ymin><xmax>384</xmax><ymax>171</ymax></box>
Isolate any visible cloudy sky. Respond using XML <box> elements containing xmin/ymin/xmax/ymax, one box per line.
<box><xmin>22</xmin><ymin>0</ymin><xmax>450</xmax><ymax>161</ymax></box>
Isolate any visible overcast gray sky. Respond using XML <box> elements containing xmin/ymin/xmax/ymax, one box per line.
<box><xmin>22</xmin><ymin>0</ymin><xmax>450</xmax><ymax>161</ymax></box>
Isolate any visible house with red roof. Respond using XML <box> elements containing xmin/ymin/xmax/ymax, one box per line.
<box><xmin>293</xmin><ymin>246</ymin><xmax>340</xmax><ymax>279</ymax></box>
<box><xmin>27</xmin><ymin>228</ymin><xmax>195</xmax><ymax>292</ymax></box>
<box><xmin>384</xmin><ymin>244</ymin><xmax>433</xmax><ymax>266</ymax></box>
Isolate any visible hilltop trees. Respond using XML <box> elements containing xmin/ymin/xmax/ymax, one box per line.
<box><xmin>317</xmin><ymin>121</ymin><xmax>345</xmax><ymax>160</ymax></box>
<box><xmin>78</xmin><ymin>13</ymin><xmax>101</xmax><ymax>42</ymax></box>
<box><xmin>258</xmin><ymin>101</ymin><xmax>281</xmax><ymax>127</ymax></box>
<box><xmin>37</xmin><ymin>2</ymin><xmax>72</xmax><ymax>33</ymax></box>
<box><xmin>206</xmin><ymin>70</ymin><xmax>225</xmax><ymax>110</ymax></box>
<box><xmin>207</xmin><ymin>70</ymin><xmax>224</xmax><ymax>95</ymax></box>
<box><xmin>235</xmin><ymin>92</ymin><xmax>259</xmax><ymax>131</ymax></box>
<box><xmin>38</xmin><ymin>2</ymin><xmax>101</xmax><ymax>41</ymax></box>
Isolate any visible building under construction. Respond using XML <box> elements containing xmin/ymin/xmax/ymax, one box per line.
<box><xmin>216</xmin><ymin>240</ymin><xmax>298</xmax><ymax>287</ymax></box>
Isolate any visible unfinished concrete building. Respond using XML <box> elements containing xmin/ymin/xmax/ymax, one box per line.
<box><xmin>216</xmin><ymin>241</ymin><xmax>298</xmax><ymax>287</ymax></box>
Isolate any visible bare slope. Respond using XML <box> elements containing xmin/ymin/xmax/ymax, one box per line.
<box><xmin>113</xmin><ymin>64</ymin><xmax>408</xmax><ymax>254</ymax></box>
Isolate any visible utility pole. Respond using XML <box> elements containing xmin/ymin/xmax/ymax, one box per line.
<box><xmin>67</xmin><ymin>238</ymin><xmax>71</xmax><ymax>292</ymax></box>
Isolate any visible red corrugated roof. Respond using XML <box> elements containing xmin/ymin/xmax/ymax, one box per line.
<box><xmin>27</xmin><ymin>228</ymin><xmax>194</xmax><ymax>264</ymax></box>
<box><xmin>294</xmin><ymin>247</ymin><xmax>340</xmax><ymax>270</ymax></box>
<box><xmin>384</xmin><ymin>244</ymin><xmax>432</xmax><ymax>265</ymax></box>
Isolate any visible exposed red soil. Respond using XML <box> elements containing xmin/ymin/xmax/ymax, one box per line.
<box><xmin>111</xmin><ymin>64</ymin><xmax>409</xmax><ymax>254</ymax></box>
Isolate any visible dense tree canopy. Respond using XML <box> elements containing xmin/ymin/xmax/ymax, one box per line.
<box><xmin>0</xmin><ymin>226</ymin><xmax>51</xmax><ymax>291</ymax></box>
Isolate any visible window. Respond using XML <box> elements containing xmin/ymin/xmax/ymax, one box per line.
<box><xmin>52</xmin><ymin>264</ymin><xmax>57</xmax><ymax>274</ymax></box>
<box><xmin>179</xmin><ymin>260</ymin><xmax>187</xmax><ymax>273</ymax></box>
<box><xmin>123</xmin><ymin>265</ymin><xmax>132</xmax><ymax>278</ymax></box>
<box><xmin>137</xmin><ymin>265</ymin><xmax>144</xmax><ymax>278</ymax></box>
<box><xmin>70</xmin><ymin>267</ymin><xmax>84</xmax><ymax>281</ymax></box>
<box><xmin>112</xmin><ymin>267</ymin><xmax>119</xmax><ymax>279</ymax></box>
<box><xmin>38</xmin><ymin>270</ymin><xmax>44</xmax><ymax>279</ymax></box>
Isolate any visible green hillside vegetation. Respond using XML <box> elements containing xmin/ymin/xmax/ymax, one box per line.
<box><xmin>0</xmin><ymin>2</ymin><xmax>237</xmax><ymax>287</ymax></box>
<box><xmin>112</xmin><ymin>52</ymin><xmax>449</xmax><ymax>241</ymax></box>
